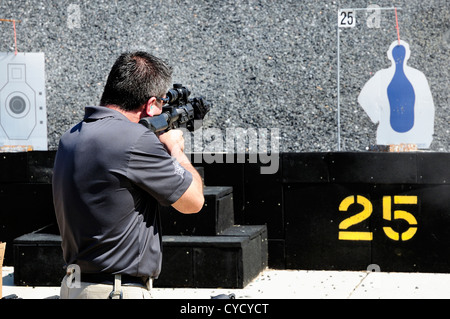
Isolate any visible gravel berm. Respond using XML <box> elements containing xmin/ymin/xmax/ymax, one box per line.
<box><xmin>0</xmin><ymin>0</ymin><xmax>448</xmax><ymax>152</ymax></box>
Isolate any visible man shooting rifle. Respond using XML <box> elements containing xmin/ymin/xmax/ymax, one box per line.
<box><xmin>53</xmin><ymin>52</ymin><xmax>206</xmax><ymax>299</ymax></box>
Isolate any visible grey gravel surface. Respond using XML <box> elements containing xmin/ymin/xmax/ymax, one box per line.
<box><xmin>0</xmin><ymin>0</ymin><xmax>448</xmax><ymax>152</ymax></box>
<box><xmin>5</xmin><ymin>266</ymin><xmax>450</xmax><ymax>299</ymax></box>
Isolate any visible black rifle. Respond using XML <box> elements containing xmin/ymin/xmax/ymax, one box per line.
<box><xmin>139</xmin><ymin>84</ymin><xmax>211</xmax><ymax>134</ymax></box>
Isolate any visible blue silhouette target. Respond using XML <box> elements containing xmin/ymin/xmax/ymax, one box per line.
<box><xmin>358</xmin><ymin>40</ymin><xmax>435</xmax><ymax>148</ymax></box>
<box><xmin>387</xmin><ymin>44</ymin><xmax>415</xmax><ymax>133</ymax></box>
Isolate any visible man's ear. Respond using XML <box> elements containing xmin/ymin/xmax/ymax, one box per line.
<box><xmin>144</xmin><ymin>97</ymin><xmax>158</xmax><ymax>117</ymax></box>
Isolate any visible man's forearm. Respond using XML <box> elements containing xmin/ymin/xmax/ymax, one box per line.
<box><xmin>173</xmin><ymin>148</ymin><xmax>203</xmax><ymax>191</ymax></box>
<box><xmin>158</xmin><ymin>129</ymin><xmax>204</xmax><ymax>213</ymax></box>
<box><xmin>170</xmin><ymin>147</ymin><xmax>205</xmax><ymax>214</ymax></box>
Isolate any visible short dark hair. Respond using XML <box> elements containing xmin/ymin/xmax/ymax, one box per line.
<box><xmin>100</xmin><ymin>52</ymin><xmax>172</xmax><ymax>111</ymax></box>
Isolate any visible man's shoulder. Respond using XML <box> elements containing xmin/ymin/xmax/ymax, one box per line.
<box><xmin>60</xmin><ymin>107</ymin><xmax>157</xmax><ymax>148</ymax></box>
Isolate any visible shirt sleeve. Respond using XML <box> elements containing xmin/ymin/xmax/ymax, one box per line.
<box><xmin>126</xmin><ymin>130</ymin><xmax>193</xmax><ymax>206</ymax></box>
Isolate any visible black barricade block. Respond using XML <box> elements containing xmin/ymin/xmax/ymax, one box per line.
<box><xmin>155</xmin><ymin>225</ymin><xmax>267</xmax><ymax>288</ymax></box>
<box><xmin>0</xmin><ymin>152</ymin><xmax>27</xmax><ymax>183</ymax></box>
<box><xmin>268</xmin><ymin>239</ymin><xmax>285</xmax><ymax>269</ymax></box>
<box><xmin>243</xmin><ymin>162</ymin><xmax>283</xmax><ymax>238</ymax></box>
<box><xmin>285</xmin><ymin>181</ymin><xmax>450</xmax><ymax>273</ymax></box>
<box><xmin>0</xmin><ymin>151</ymin><xmax>56</xmax><ymax>184</ymax></box>
<box><xmin>27</xmin><ymin>151</ymin><xmax>56</xmax><ymax>183</ymax></box>
<box><xmin>328</xmin><ymin>152</ymin><xmax>417</xmax><ymax>184</ymax></box>
<box><xmin>417</xmin><ymin>153</ymin><xmax>450</xmax><ymax>184</ymax></box>
<box><xmin>200</xmin><ymin>156</ymin><xmax>245</xmax><ymax>225</ymax></box>
<box><xmin>0</xmin><ymin>183</ymin><xmax>56</xmax><ymax>265</ymax></box>
<box><xmin>282</xmin><ymin>153</ymin><xmax>330</xmax><ymax>183</ymax></box>
<box><xmin>13</xmin><ymin>225</ymin><xmax>65</xmax><ymax>286</ymax></box>
<box><xmin>370</xmin><ymin>184</ymin><xmax>450</xmax><ymax>273</ymax></box>
<box><xmin>160</xmin><ymin>186</ymin><xmax>234</xmax><ymax>236</ymax></box>
<box><xmin>285</xmin><ymin>183</ymin><xmax>372</xmax><ymax>270</ymax></box>
<box><xmin>2</xmin><ymin>151</ymin><xmax>450</xmax><ymax>275</ymax></box>
<box><xmin>221</xmin><ymin>225</ymin><xmax>268</xmax><ymax>271</ymax></box>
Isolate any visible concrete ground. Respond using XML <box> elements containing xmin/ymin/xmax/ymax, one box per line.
<box><xmin>3</xmin><ymin>266</ymin><xmax>450</xmax><ymax>299</ymax></box>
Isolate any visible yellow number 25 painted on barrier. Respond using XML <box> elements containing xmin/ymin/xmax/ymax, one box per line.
<box><xmin>338</xmin><ymin>195</ymin><xmax>418</xmax><ymax>241</ymax></box>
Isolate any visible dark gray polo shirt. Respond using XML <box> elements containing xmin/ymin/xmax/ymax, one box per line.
<box><xmin>52</xmin><ymin>106</ymin><xmax>192</xmax><ymax>278</ymax></box>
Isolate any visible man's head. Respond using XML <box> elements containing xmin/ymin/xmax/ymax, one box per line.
<box><xmin>100</xmin><ymin>52</ymin><xmax>172</xmax><ymax>114</ymax></box>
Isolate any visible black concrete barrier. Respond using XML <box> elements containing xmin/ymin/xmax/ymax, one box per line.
<box><xmin>1</xmin><ymin>151</ymin><xmax>449</xmax><ymax>274</ymax></box>
<box><xmin>198</xmin><ymin>152</ymin><xmax>450</xmax><ymax>273</ymax></box>
<box><xmin>281</xmin><ymin>152</ymin><xmax>450</xmax><ymax>273</ymax></box>
<box><xmin>0</xmin><ymin>151</ymin><xmax>57</xmax><ymax>265</ymax></box>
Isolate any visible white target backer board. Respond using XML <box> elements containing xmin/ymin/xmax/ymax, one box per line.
<box><xmin>0</xmin><ymin>52</ymin><xmax>47</xmax><ymax>151</ymax></box>
<box><xmin>336</xmin><ymin>7</ymin><xmax>436</xmax><ymax>150</ymax></box>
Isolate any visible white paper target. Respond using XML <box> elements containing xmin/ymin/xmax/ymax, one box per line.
<box><xmin>0</xmin><ymin>52</ymin><xmax>47</xmax><ymax>151</ymax></box>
